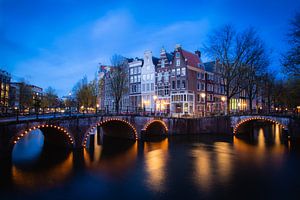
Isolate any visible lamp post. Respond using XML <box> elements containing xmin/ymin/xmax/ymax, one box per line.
<box><xmin>221</xmin><ymin>96</ymin><xmax>226</xmax><ymax>115</ymax></box>
<box><xmin>200</xmin><ymin>92</ymin><xmax>206</xmax><ymax>117</ymax></box>
<box><xmin>96</xmin><ymin>104</ymin><xmax>99</xmax><ymax>114</ymax></box>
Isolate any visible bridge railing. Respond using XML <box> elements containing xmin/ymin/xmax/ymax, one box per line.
<box><xmin>0</xmin><ymin>105</ymin><xmax>299</xmax><ymax>123</ymax></box>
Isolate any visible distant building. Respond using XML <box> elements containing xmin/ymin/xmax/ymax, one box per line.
<box><xmin>0</xmin><ymin>70</ymin><xmax>11</xmax><ymax>113</ymax></box>
<box><xmin>141</xmin><ymin>50</ymin><xmax>159</xmax><ymax>112</ymax></box>
<box><xmin>156</xmin><ymin>48</ymin><xmax>173</xmax><ymax>114</ymax></box>
<box><xmin>128</xmin><ymin>58</ymin><xmax>143</xmax><ymax>110</ymax></box>
<box><xmin>169</xmin><ymin>45</ymin><xmax>204</xmax><ymax>116</ymax></box>
<box><xmin>9</xmin><ymin>82</ymin><xmax>43</xmax><ymax>109</ymax></box>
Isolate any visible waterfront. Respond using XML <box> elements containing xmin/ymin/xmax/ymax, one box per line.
<box><xmin>1</xmin><ymin>124</ymin><xmax>300</xmax><ymax>200</ymax></box>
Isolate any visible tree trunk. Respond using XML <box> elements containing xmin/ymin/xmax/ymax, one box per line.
<box><xmin>249</xmin><ymin>96</ymin><xmax>253</xmax><ymax>114</ymax></box>
<box><xmin>115</xmin><ymin>99</ymin><xmax>119</xmax><ymax>114</ymax></box>
<box><xmin>226</xmin><ymin>98</ymin><xmax>230</xmax><ymax>115</ymax></box>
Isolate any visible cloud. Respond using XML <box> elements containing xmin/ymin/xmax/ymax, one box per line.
<box><xmin>11</xmin><ymin>10</ymin><xmax>211</xmax><ymax>96</ymax></box>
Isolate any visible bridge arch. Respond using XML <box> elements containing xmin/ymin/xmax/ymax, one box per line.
<box><xmin>233</xmin><ymin>116</ymin><xmax>287</xmax><ymax>135</ymax></box>
<box><xmin>11</xmin><ymin>124</ymin><xmax>75</xmax><ymax>149</ymax></box>
<box><xmin>142</xmin><ymin>119</ymin><xmax>168</xmax><ymax>135</ymax></box>
<box><xmin>82</xmin><ymin>118</ymin><xmax>138</xmax><ymax>147</ymax></box>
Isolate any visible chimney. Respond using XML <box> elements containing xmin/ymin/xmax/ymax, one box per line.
<box><xmin>195</xmin><ymin>50</ymin><xmax>201</xmax><ymax>58</ymax></box>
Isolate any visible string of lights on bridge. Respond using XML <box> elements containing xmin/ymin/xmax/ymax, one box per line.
<box><xmin>142</xmin><ymin>119</ymin><xmax>168</xmax><ymax>133</ymax></box>
<box><xmin>82</xmin><ymin>118</ymin><xmax>139</xmax><ymax>148</ymax></box>
<box><xmin>233</xmin><ymin>117</ymin><xmax>286</xmax><ymax>135</ymax></box>
<box><xmin>12</xmin><ymin>125</ymin><xmax>74</xmax><ymax>146</ymax></box>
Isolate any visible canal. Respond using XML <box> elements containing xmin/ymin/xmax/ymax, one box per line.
<box><xmin>0</xmin><ymin>123</ymin><xmax>300</xmax><ymax>200</ymax></box>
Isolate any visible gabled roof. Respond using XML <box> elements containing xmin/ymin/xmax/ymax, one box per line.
<box><xmin>152</xmin><ymin>56</ymin><xmax>159</xmax><ymax>66</ymax></box>
<box><xmin>181</xmin><ymin>49</ymin><xmax>201</xmax><ymax>68</ymax></box>
<box><xmin>166</xmin><ymin>53</ymin><xmax>173</xmax><ymax>62</ymax></box>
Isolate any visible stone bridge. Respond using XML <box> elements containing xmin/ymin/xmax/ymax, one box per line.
<box><xmin>230</xmin><ymin>115</ymin><xmax>291</xmax><ymax>134</ymax></box>
<box><xmin>0</xmin><ymin>114</ymin><xmax>298</xmax><ymax>158</ymax></box>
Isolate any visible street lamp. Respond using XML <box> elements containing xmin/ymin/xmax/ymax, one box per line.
<box><xmin>221</xmin><ymin>96</ymin><xmax>226</xmax><ymax>115</ymax></box>
<box><xmin>96</xmin><ymin>104</ymin><xmax>99</xmax><ymax>114</ymax></box>
<box><xmin>200</xmin><ymin>93</ymin><xmax>206</xmax><ymax>116</ymax></box>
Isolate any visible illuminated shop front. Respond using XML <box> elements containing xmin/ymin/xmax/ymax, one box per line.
<box><xmin>170</xmin><ymin>91</ymin><xmax>194</xmax><ymax>116</ymax></box>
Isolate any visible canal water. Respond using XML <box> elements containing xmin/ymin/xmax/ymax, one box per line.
<box><xmin>1</xmin><ymin>124</ymin><xmax>300</xmax><ymax>200</ymax></box>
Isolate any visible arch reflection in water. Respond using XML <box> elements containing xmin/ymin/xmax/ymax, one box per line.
<box><xmin>144</xmin><ymin>138</ymin><xmax>169</xmax><ymax>192</ymax></box>
<box><xmin>234</xmin><ymin>123</ymin><xmax>288</xmax><ymax>167</ymax></box>
<box><xmin>11</xmin><ymin>129</ymin><xmax>73</xmax><ymax>189</ymax></box>
<box><xmin>12</xmin><ymin>129</ymin><xmax>44</xmax><ymax>166</ymax></box>
<box><xmin>84</xmin><ymin>134</ymin><xmax>138</xmax><ymax>179</ymax></box>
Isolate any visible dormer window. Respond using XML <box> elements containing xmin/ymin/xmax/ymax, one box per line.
<box><xmin>176</xmin><ymin>52</ymin><xmax>180</xmax><ymax>58</ymax></box>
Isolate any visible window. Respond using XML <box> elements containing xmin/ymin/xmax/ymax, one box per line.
<box><xmin>164</xmin><ymin>72</ymin><xmax>169</xmax><ymax>82</ymax></box>
<box><xmin>177</xmin><ymin>80</ymin><xmax>180</xmax><ymax>89</ymax></box>
<box><xmin>137</xmin><ymin>75</ymin><xmax>141</xmax><ymax>82</ymax></box>
<box><xmin>146</xmin><ymin>83</ymin><xmax>150</xmax><ymax>91</ymax></box>
<box><xmin>197</xmin><ymin>72</ymin><xmax>200</xmax><ymax>79</ymax></box>
<box><xmin>161</xmin><ymin>59</ymin><xmax>165</xmax><ymax>68</ymax></box>
<box><xmin>201</xmin><ymin>72</ymin><xmax>205</xmax><ymax>80</ymax></box>
<box><xmin>158</xmin><ymin>73</ymin><xmax>162</xmax><ymax>82</ymax></box>
<box><xmin>172</xmin><ymin>81</ymin><xmax>175</xmax><ymax>89</ymax></box>
<box><xmin>181</xmin><ymin>68</ymin><xmax>186</xmax><ymax>76</ymax></box>
<box><xmin>142</xmin><ymin>84</ymin><xmax>145</xmax><ymax>92</ymax></box>
<box><xmin>176</xmin><ymin>59</ymin><xmax>180</xmax><ymax>66</ymax></box>
<box><xmin>130</xmin><ymin>76</ymin><xmax>133</xmax><ymax>83</ymax></box>
<box><xmin>147</xmin><ymin>74</ymin><xmax>150</xmax><ymax>80</ymax></box>
<box><xmin>197</xmin><ymin>94</ymin><xmax>200</xmax><ymax>102</ymax></box>
<box><xmin>133</xmin><ymin>67</ymin><xmax>137</xmax><ymax>74</ymax></box>
<box><xmin>182</xmin><ymin>80</ymin><xmax>186</xmax><ymax>89</ymax></box>
<box><xmin>176</xmin><ymin>52</ymin><xmax>180</xmax><ymax>58</ymax></box>
<box><xmin>133</xmin><ymin>75</ymin><xmax>137</xmax><ymax>83</ymax></box>
<box><xmin>143</xmin><ymin>75</ymin><xmax>146</xmax><ymax>81</ymax></box>
<box><xmin>150</xmin><ymin>73</ymin><xmax>154</xmax><ymax>80</ymax></box>
<box><xmin>171</xmin><ymin>69</ymin><xmax>175</xmax><ymax>77</ymax></box>
<box><xmin>201</xmin><ymin>83</ymin><xmax>205</xmax><ymax>91</ymax></box>
<box><xmin>197</xmin><ymin>82</ymin><xmax>200</xmax><ymax>91</ymax></box>
<box><xmin>151</xmin><ymin>83</ymin><xmax>154</xmax><ymax>91</ymax></box>
<box><xmin>176</xmin><ymin>68</ymin><xmax>180</xmax><ymax>76</ymax></box>
<box><xmin>130</xmin><ymin>68</ymin><xmax>133</xmax><ymax>75</ymax></box>
<box><xmin>137</xmin><ymin>67</ymin><xmax>141</xmax><ymax>73</ymax></box>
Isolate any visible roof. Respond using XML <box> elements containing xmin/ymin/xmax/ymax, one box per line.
<box><xmin>152</xmin><ymin>56</ymin><xmax>159</xmax><ymax>66</ymax></box>
<box><xmin>181</xmin><ymin>49</ymin><xmax>201</xmax><ymax>68</ymax></box>
<box><xmin>204</xmin><ymin>61</ymin><xmax>215</xmax><ymax>73</ymax></box>
<box><xmin>166</xmin><ymin>53</ymin><xmax>173</xmax><ymax>62</ymax></box>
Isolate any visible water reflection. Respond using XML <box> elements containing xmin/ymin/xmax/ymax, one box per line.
<box><xmin>12</xmin><ymin>130</ymin><xmax>44</xmax><ymax>166</ymax></box>
<box><xmin>2</xmin><ymin>122</ymin><xmax>300</xmax><ymax>199</ymax></box>
<box><xmin>234</xmin><ymin>124</ymin><xmax>288</xmax><ymax>168</ymax></box>
<box><xmin>144</xmin><ymin>138</ymin><xmax>168</xmax><ymax>192</ymax></box>
<box><xmin>11</xmin><ymin>129</ymin><xmax>73</xmax><ymax>189</ymax></box>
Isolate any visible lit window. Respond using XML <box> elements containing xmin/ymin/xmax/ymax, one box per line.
<box><xmin>176</xmin><ymin>68</ymin><xmax>180</xmax><ymax>76</ymax></box>
<box><xmin>181</xmin><ymin>68</ymin><xmax>186</xmax><ymax>76</ymax></box>
<box><xmin>171</xmin><ymin>69</ymin><xmax>175</xmax><ymax>76</ymax></box>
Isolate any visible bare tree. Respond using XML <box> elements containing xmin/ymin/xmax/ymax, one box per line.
<box><xmin>41</xmin><ymin>87</ymin><xmax>58</xmax><ymax>108</ymax></box>
<box><xmin>18</xmin><ymin>79</ymin><xmax>33</xmax><ymax>111</ymax></box>
<box><xmin>73</xmin><ymin>76</ymin><xmax>97</xmax><ymax>112</ymax></box>
<box><xmin>204</xmin><ymin>25</ymin><xmax>269</xmax><ymax>114</ymax></box>
<box><xmin>282</xmin><ymin>12</ymin><xmax>300</xmax><ymax>77</ymax></box>
<box><xmin>108</xmin><ymin>54</ymin><xmax>128</xmax><ymax>113</ymax></box>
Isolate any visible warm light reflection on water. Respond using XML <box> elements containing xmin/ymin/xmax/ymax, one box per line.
<box><xmin>12</xmin><ymin>153</ymin><xmax>73</xmax><ymax>189</ymax></box>
<box><xmin>2</xmin><ymin>122</ymin><xmax>299</xmax><ymax>199</ymax></box>
<box><xmin>144</xmin><ymin>138</ymin><xmax>168</xmax><ymax>192</ymax></box>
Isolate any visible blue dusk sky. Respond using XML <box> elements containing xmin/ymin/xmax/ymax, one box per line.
<box><xmin>1</xmin><ymin>0</ymin><xmax>300</xmax><ymax>96</ymax></box>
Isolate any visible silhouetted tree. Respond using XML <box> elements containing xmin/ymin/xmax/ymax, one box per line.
<box><xmin>282</xmin><ymin>12</ymin><xmax>300</xmax><ymax>77</ymax></box>
<box><xmin>204</xmin><ymin>25</ymin><xmax>269</xmax><ymax>114</ymax></box>
<box><xmin>107</xmin><ymin>54</ymin><xmax>128</xmax><ymax>113</ymax></box>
